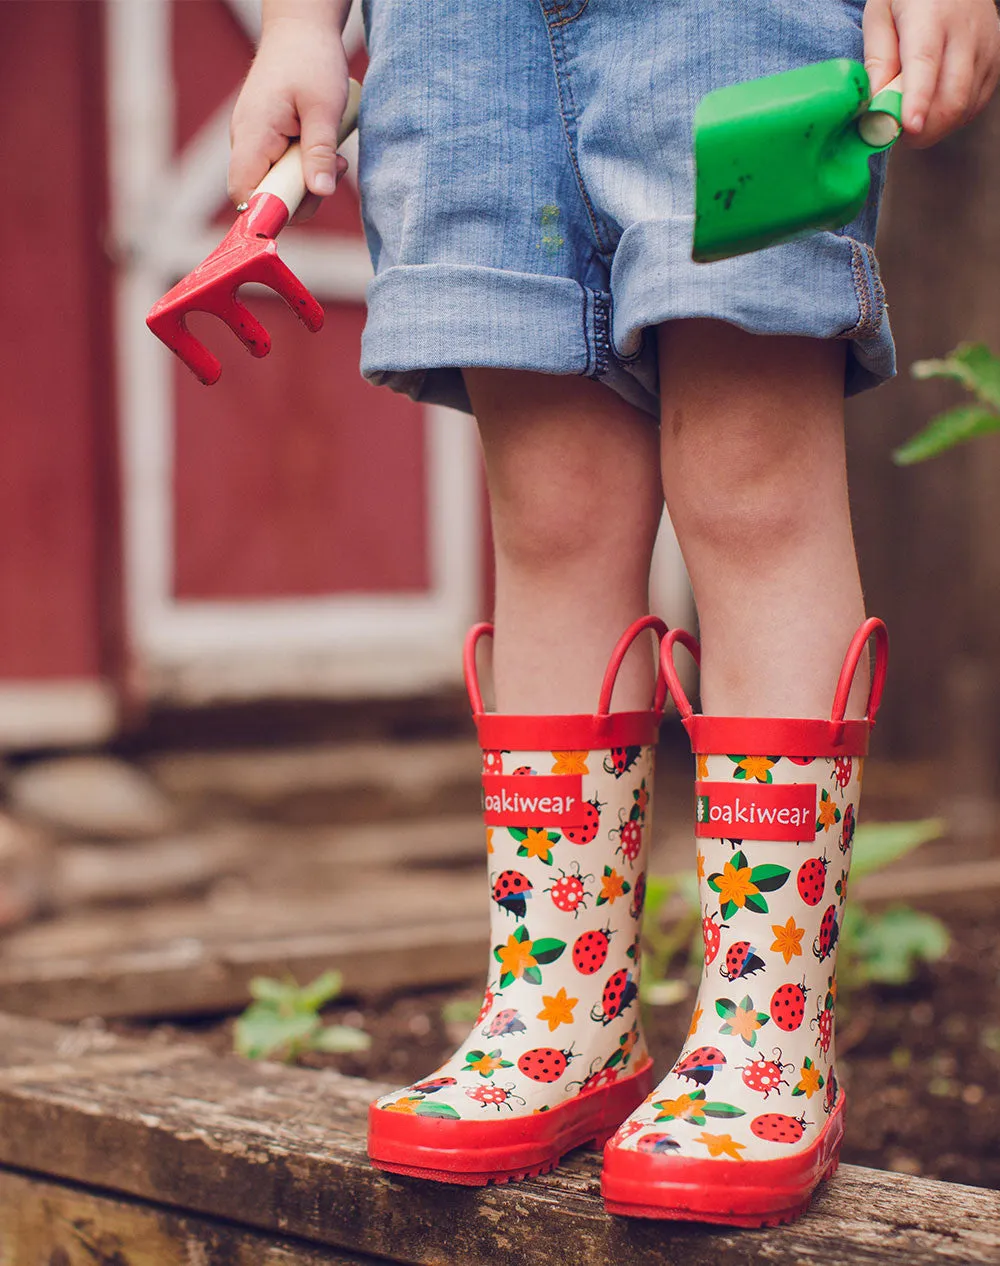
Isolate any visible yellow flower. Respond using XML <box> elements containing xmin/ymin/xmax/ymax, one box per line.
<box><xmin>497</xmin><ymin>933</ymin><xmax>537</xmax><ymax>980</ymax></box>
<box><xmin>382</xmin><ymin>1096</ymin><xmax>421</xmax><ymax>1115</ymax></box>
<box><xmin>486</xmin><ymin>827</ymin><xmax>494</xmax><ymax>856</ymax></box>
<box><xmin>770</xmin><ymin>916</ymin><xmax>804</xmax><ymax>965</ymax></box>
<box><xmin>654</xmin><ymin>1093</ymin><xmax>698</xmax><ymax>1122</ymax></box>
<box><xmin>696</xmin><ymin>754</ymin><xmax>709</xmax><ymax>780</ymax></box>
<box><xmin>714</xmin><ymin>861</ymin><xmax>759</xmax><ymax>910</ymax></box>
<box><xmin>551</xmin><ymin>751</ymin><xmax>589</xmax><ymax>775</ymax></box>
<box><xmin>796</xmin><ymin>1063</ymin><xmax>823</xmax><ymax>1098</ymax></box>
<box><xmin>726</xmin><ymin>1002</ymin><xmax>765</xmax><ymax>1044</ymax></box>
<box><xmin>537</xmin><ymin>987</ymin><xmax>578</xmax><ymax>1032</ymax></box>
<box><xmin>694</xmin><ymin>1131</ymin><xmax>746</xmax><ymax>1159</ymax></box>
<box><xmin>688</xmin><ymin>1004</ymin><xmax>703</xmax><ymax>1037</ymax></box>
<box><xmin>467</xmin><ymin>1052</ymin><xmax>506</xmax><ymax>1076</ymax></box>
<box><xmin>600</xmin><ymin>868</ymin><xmax>627</xmax><ymax>904</ymax></box>
<box><xmin>521</xmin><ymin>827</ymin><xmax>554</xmax><ymax>861</ymax></box>
<box><xmin>738</xmin><ymin>756</ymin><xmax>775</xmax><ymax>782</ymax></box>
<box><xmin>696</xmin><ymin>850</ymin><xmax>706</xmax><ymax>881</ymax></box>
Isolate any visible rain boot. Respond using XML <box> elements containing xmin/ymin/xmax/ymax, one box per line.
<box><xmin>602</xmin><ymin>619</ymin><xmax>888</xmax><ymax>1226</ymax></box>
<box><xmin>368</xmin><ymin>616</ymin><xmax>668</xmax><ymax>1185</ymax></box>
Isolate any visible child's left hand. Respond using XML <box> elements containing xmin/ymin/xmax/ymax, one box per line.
<box><xmin>863</xmin><ymin>0</ymin><xmax>1000</xmax><ymax>147</ymax></box>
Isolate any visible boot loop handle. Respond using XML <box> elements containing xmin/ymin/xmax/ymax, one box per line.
<box><xmin>661</xmin><ymin>618</ymin><xmax>889</xmax><ymax>726</ymax></box>
<box><xmin>464</xmin><ymin>617</ymin><xmax>669</xmax><ymax>718</ymax></box>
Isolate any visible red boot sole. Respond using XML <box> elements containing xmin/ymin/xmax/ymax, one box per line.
<box><xmin>368</xmin><ymin>1059</ymin><xmax>654</xmax><ymax>1187</ymax></box>
<box><xmin>601</xmin><ymin>1093</ymin><xmax>845</xmax><ymax>1227</ymax></box>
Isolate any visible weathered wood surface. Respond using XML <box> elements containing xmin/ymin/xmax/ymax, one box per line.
<box><xmin>0</xmin><ymin>1014</ymin><xmax>996</xmax><ymax>1266</ymax></box>
<box><xmin>0</xmin><ymin>870</ymin><xmax>487</xmax><ymax>1021</ymax></box>
<box><xmin>0</xmin><ymin>1169</ymin><xmax>382</xmax><ymax>1266</ymax></box>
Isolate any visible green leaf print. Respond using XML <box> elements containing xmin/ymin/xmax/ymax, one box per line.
<box><xmin>531</xmin><ymin>938</ymin><xmax>567</xmax><ymax>965</ymax></box>
<box><xmin>522</xmin><ymin>965</ymin><xmax>543</xmax><ymax>986</ymax></box>
<box><xmin>748</xmin><ymin>863</ymin><xmax>790</xmax><ymax>893</ymax></box>
<box><xmin>702</xmin><ymin>1102</ymin><xmax>747</xmax><ymax>1119</ymax></box>
<box><xmin>462</xmin><ymin>1049</ymin><xmax>514</xmax><ymax>1077</ymax></box>
<box><xmin>715</xmin><ymin>998</ymin><xmax>737</xmax><ymax>1020</ymax></box>
<box><xmin>743</xmin><ymin>891</ymin><xmax>770</xmax><ymax>916</ymax></box>
<box><xmin>415</xmin><ymin>1101</ymin><xmax>461</xmax><ymax>1119</ymax></box>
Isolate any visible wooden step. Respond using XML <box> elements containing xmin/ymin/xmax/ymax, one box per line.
<box><xmin>0</xmin><ymin>1013</ymin><xmax>996</xmax><ymax>1266</ymax></box>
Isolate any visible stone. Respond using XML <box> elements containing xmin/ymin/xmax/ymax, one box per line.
<box><xmin>0</xmin><ymin>812</ymin><xmax>52</xmax><ymax>929</ymax></box>
<box><xmin>8</xmin><ymin>756</ymin><xmax>179</xmax><ymax>840</ymax></box>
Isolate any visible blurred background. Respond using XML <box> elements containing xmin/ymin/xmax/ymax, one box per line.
<box><xmin>0</xmin><ymin>0</ymin><xmax>998</xmax><ymax>1193</ymax></box>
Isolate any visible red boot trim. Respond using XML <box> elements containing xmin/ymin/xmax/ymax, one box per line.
<box><xmin>683</xmin><ymin>715</ymin><xmax>869</xmax><ymax>759</ymax></box>
<box><xmin>368</xmin><ymin>1059</ymin><xmax>654</xmax><ymax>1187</ymax></box>
<box><xmin>601</xmin><ymin>1093</ymin><xmax>845</xmax><ymax>1228</ymax></box>
<box><xmin>475</xmin><ymin>711</ymin><xmax>660</xmax><ymax>751</ymax></box>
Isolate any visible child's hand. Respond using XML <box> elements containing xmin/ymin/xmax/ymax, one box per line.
<box><xmin>863</xmin><ymin>0</ymin><xmax>1000</xmax><ymax>147</ymax></box>
<box><xmin>229</xmin><ymin>5</ymin><xmax>351</xmax><ymax>221</ymax></box>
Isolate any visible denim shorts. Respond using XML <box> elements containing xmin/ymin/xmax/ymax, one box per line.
<box><xmin>358</xmin><ymin>0</ymin><xmax>895</xmax><ymax>418</ymax></box>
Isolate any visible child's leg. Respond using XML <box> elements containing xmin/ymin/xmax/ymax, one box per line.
<box><xmin>463</xmin><ymin>368</ymin><xmax>664</xmax><ymax>714</ymax></box>
<box><xmin>657</xmin><ymin>319</ymin><xmax>868</xmax><ymax>718</ymax></box>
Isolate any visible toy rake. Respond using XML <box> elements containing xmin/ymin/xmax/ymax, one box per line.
<box><xmin>147</xmin><ymin>79</ymin><xmax>361</xmax><ymax>384</ymax></box>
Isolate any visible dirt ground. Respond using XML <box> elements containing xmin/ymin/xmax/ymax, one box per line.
<box><xmin>119</xmin><ymin>884</ymin><xmax>1000</xmax><ymax>1191</ymax></box>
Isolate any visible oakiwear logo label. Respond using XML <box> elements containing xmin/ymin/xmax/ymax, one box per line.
<box><xmin>482</xmin><ymin>774</ymin><xmax>586</xmax><ymax>827</ymax></box>
<box><xmin>694</xmin><ymin>781</ymin><xmax>817</xmax><ymax>842</ymax></box>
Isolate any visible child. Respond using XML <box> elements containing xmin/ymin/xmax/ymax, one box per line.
<box><xmin>230</xmin><ymin>0</ymin><xmax>1000</xmax><ymax>1225</ymax></box>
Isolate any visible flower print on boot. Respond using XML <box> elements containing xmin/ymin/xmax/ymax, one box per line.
<box><xmin>368</xmin><ymin>617</ymin><xmax>669</xmax><ymax>1185</ymax></box>
<box><xmin>602</xmin><ymin>619</ymin><xmax>888</xmax><ymax>1227</ymax></box>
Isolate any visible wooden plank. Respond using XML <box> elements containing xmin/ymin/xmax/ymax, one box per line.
<box><xmin>0</xmin><ymin>1168</ymin><xmax>381</xmax><ymax>1266</ymax></box>
<box><xmin>0</xmin><ymin>868</ymin><xmax>486</xmax><ymax>1020</ymax></box>
<box><xmin>0</xmin><ymin>1014</ymin><xmax>995</xmax><ymax>1266</ymax></box>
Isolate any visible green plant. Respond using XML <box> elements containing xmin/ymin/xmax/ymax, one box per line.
<box><xmin>639</xmin><ymin>818</ymin><xmax>949</xmax><ymax>1003</ymax></box>
<box><xmin>894</xmin><ymin>342</ymin><xmax>1000</xmax><ymax>464</ymax></box>
<box><xmin>234</xmin><ymin>970</ymin><xmax>371</xmax><ymax>1062</ymax></box>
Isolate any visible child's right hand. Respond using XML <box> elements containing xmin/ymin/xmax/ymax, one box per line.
<box><xmin>229</xmin><ymin>3</ymin><xmax>352</xmax><ymax>221</ymax></box>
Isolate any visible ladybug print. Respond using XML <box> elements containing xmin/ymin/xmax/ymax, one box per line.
<box><xmin>812</xmin><ymin>997</ymin><xmax>834</xmax><ymax>1054</ymax></box>
<box><xmin>796</xmin><ymin>855</ymin><xmax>828</xmax><ymax>906</ymax></box>
<box><xmin>720</xmin><ymin>940</ymin><xmax>765</xmax><ymax>982</ymax></box>
<box><xmin>482</xmin><ymin>1008</ymin><xmax>527</xmax><ymax>1038</ymax></box>
<box><xmin>636</xmin><ymin>1132</ymin><xmax>681</xmax><ymax>1154</ymax></box>
<box><xmin>770</xmin><ymin>982</ymin><xmax>808</xmax><ymax>1032</ymax></box>
<box><xmin>517</xmin><ymin>1045</ymin><xmax>578</xmax><ymax>1083</ymax></box>
<box><xmin>832</xmin><ymin>756</ymin><xmax>853</xmax><ymax>791</ymax></box>
<box><xmin>591</xmin><ymin>967</ymin><xmax>637</xmax><ymax>1025</ymax></box>
<box><xmin>630</xmin><ymin>870</ymin><xmax>646</xmax><ymax>921</ymax></box>
<box><xmin>604</xmin><ymin>746</ymin><xmax>641</xmax><ymax>779</ymax></box>
<box><xmin>786</xmin><ymin>757</ymin><xmax>815</xmax><ymax>766</ymax></box>
<box><xmin>511</xmin><ymin>765</ymin><xmax>534</xmax><ymax>776</ymax></box>
<box><xmin>491</xmin><ymin>869</ymin><xmax>533</xmax><ymax>920</ymax></box>
<box><xmin>475</xmin><ymin>985</ymin><xmax>497</xmax><ymax>1027</ymax></box>
<box><xmin>674</xmin><ymin>1046</ymin><xmax>726</xmax><ymax>1087</ymax></box>
<box><xmin>563</xmin><ymin>795</ymin><xmax>604</xmax><ymax>846</ymax></box>
<box><xmin>411</xmin><ymin>1076</ymin><xmax>457</xmax><ymax>1095</ymax></box>
<box><xmin>823</xmin><ymin>1068</ymin><xmax>839</xmax><ymax>1115</ymax></box>
<box><xmin>572</xmin><ymin>1064</ymin><xmax>620</xmax><ymax>1096</ymax></box>
<box><xmin>612</xmin><ymin>812</ymin><xmax>643</xmax><ymax>865</ymax></box>
<box><xmin>572</xmin><ymin>926</ymin><xmax>613</xmax><ymax>975</ymax></box>
<box><xmin>740</xmin><ymin>1049</ymin><xmax>792</xmax><ymax>1099</ymax></box>
<box><xmin>466</xmin><ymin>1082</ymin><xmax>526</xmax><ymax>1112</ymax></box>
<box><xmin>840</xmin><ymin>803</ymin><xmax>856</xmax><ymax>854</ymax></box>
<box><xmin>609</xmin><ymin>1118</ymin><xmax>645</xmax><ymax>1147</ymax></box>
<box><xmin>546</xmin><ymin>862</ymin><xmax>593</xmax><ymax>915</ymax></box>
<box><xmin>813</xmin><ymin>904</ymin><xmax>840</xmax><ymax>962</ymax></box>
<box><xmin>482</xmin><ymin>750</ymin><xmax>505</xmax><ymax>775</ymax></box>
<box><xmin>702</xmin><ymin>911</ymin><xmax>726</xmax><ymax>966</ymax></box>
<box><xmin>750</xmin><ymin>1112</ymin><xmax>807</xmax><ymax>1144</ymax></box>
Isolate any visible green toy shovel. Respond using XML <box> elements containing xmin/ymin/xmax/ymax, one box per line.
<box><xmin>692</xmin><ymin>59</ymin><xmax>902</xmax><ymax>262</ymax></box>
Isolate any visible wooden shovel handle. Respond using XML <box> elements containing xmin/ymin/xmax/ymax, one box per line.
<box><xmin>251</xmin><ymin>77</ymin><xmax>362</xmax><ymax>215</ymax></box>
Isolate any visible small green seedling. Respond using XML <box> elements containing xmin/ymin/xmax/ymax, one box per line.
<box><xmin>895</xmin><ymin>343</ymin><xmax>1000</xmax><ymax>464</ymax></box>
<box><xmin>234</xmin><ymin>970</ymin><xmax>371</xmax><ymax>1062</ymax></box>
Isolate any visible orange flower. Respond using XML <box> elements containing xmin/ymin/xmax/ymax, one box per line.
<box><xmin>817</xmin><ymin>795</ymin><xmax>840</xmax><ymax>830</ymax></box>
<box><xmin>551</xmin><ymin>751</ymin><xmax>589</xmax><ymax>775</ymax></box>
<box><xmin>486</xmin><ymin>827</ymin><xmax>494</xmax><ymax>856</ymax></box>
<box><xmin>654</xmin><ymin>1093</ymin><xmax>698</xmax><ymax>1122</ymax></box>
<box><xmin>496</xmin><ymin>933</ymin><xmax>537</xmax><ymax>980</ymax></box>
<box><xmin>694</xmin><ymin>1131</ymin><xmax>746</xmax><ymax>1159</ymax></box>
<box><xmin>537</xmin><ymin>987</ymin><xmax>578</xmax><ymax>1032</ymax></box>
<box><xmin>796</xmin><ymin>1062</ymin><xmax>823</xmax><ymax>1098</ymax></box>
<box><xmin>688</xmin><ymin>1003</ymin><xmax>703</xmax><ymax>1036</ymax></box>
<box><xmin>600</xmin><ymin>867</ymin><xmax>627</xmax><ymax>904</ymax></box>
<box><xmin>696</xmin><ymin>754</ymin><xmax>709</xmax><ymax>780</ymax></box>
<box><xmin>520</xmin><ymin>828</ymin><xmax>554</xmax><ymax>862</ymax></box>
<box><xmin>696</xmin><ymin>850</ymin><xmax>706</xmax><ymax>881</ymax></box>
<box><xmin>726</xmin><ymin>1002</ymin><xmax>766</xmax><ymax>1044</ymax></box>
<box><xmin>714</xmin><ymin>861</ymin><xmax>759</xmax><ymax>910</ymax></box>
<box><xmin>467</xmin><ymin>1052</ymin><xmax>507</xmax><ymax>1076</ymax></box>
<box><xmin>382</xmin><ymin>1096</ymin><xmax>421</xmax><ymax>1115</ymax></box>
<box><xmin>737</xmin><ymin>756</ymin><xmax>775</xmax><ymax>782</ymax></box>
<box><xmin>770</xmin><ymin>916</ymin><xmax>804</xmax><ymax>965</ymax></box>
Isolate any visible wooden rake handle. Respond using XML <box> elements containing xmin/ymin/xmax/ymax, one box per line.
<box><xmin>250</xmin><ymin>78</ymin><xmax>362</xmax><ymax>218</ymax></box>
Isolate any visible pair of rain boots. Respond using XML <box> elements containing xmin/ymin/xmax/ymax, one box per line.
<box><xmin>368</xmin><ymin>615</ymin><xmax>888</xmax><ymax>1228</ymax></box>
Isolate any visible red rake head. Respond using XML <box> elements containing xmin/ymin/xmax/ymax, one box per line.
<box><xmin>146</xmin><ymin>192</ymin><xmax>324</xmax><ymax>385</ymax></box>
